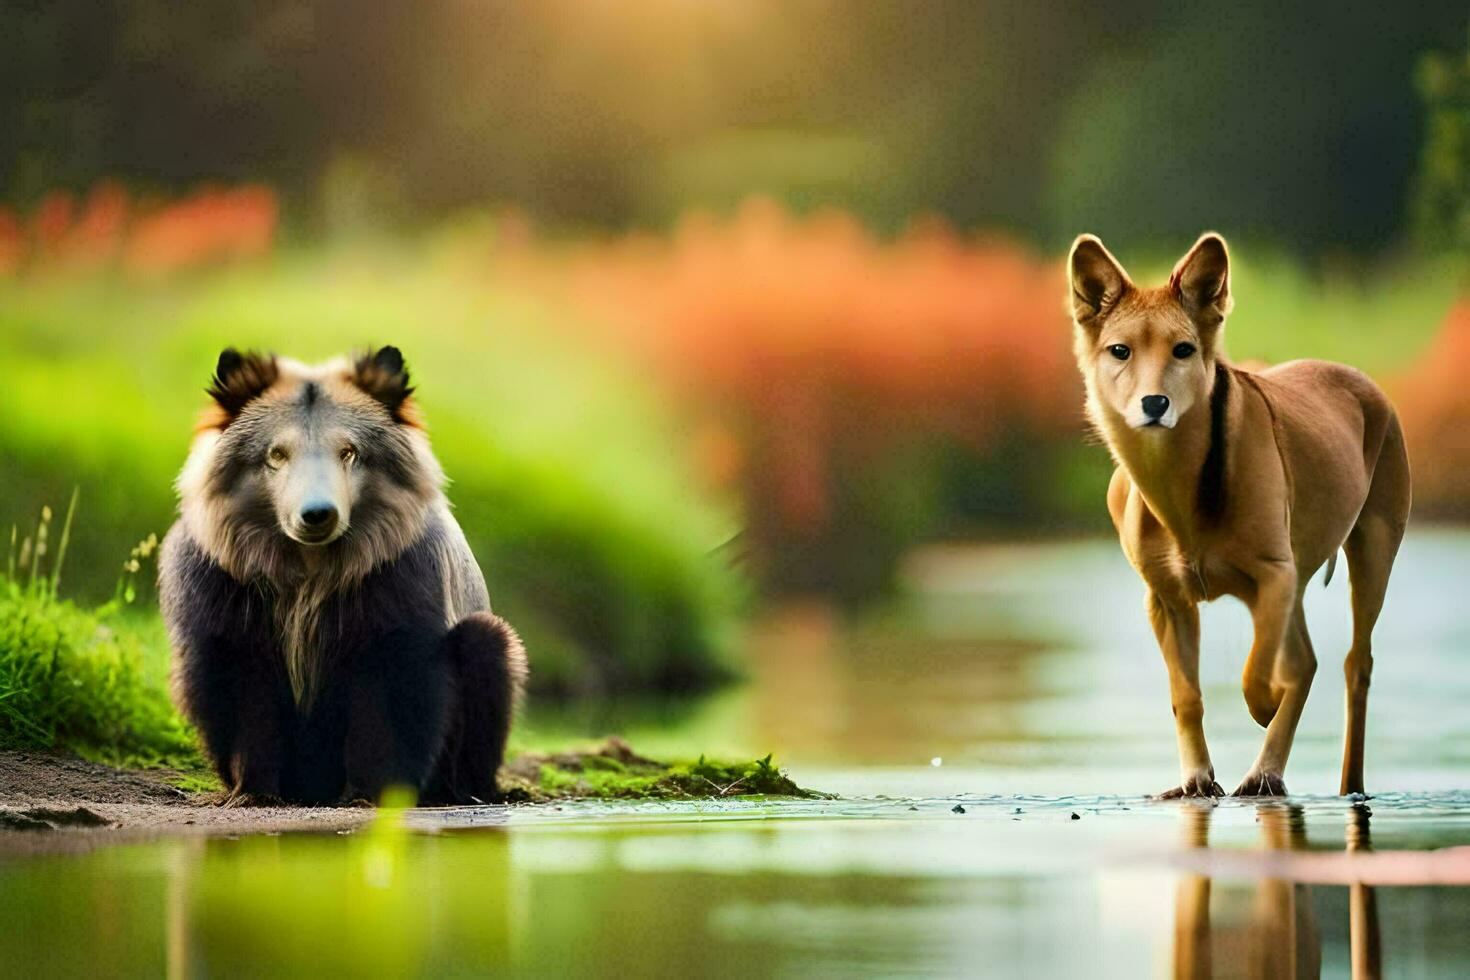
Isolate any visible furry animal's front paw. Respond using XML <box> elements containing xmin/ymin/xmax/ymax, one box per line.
<box><xmin>218</xmin><ymin>790</ymin><xmax>286</xmax><ymax>808</ymax></box>
<box><xmin>337</xmin><ymin>783</ymin><xmax>389</xmax><ymax>808</ymax></box>
<box><xmin>1232</xmin><ymin>771</ymin><xmax>1288</xmax><ymax>797</ymax></box>
<box><xmin>1154</xmin><ymin>771</ymin><xmax>1224</xmax><ymax>799</ymax></box>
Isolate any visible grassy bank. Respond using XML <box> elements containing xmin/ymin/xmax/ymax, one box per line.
<box><xmin>0</xmin><ymin>249</ymin><xmax>744</xmax><ymax>696</ymax></box>
<box><xmin>0</xmin><ymin>521</ymin><xmax>807</xmax><ymax>803</ymax></box>
<box><xmin>0</xmin><ymin>511</ymin><xmax>194</xmax><ymax>767</ymax></box>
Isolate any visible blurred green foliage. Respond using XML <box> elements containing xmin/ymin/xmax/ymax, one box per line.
<box><xmin>1045</xmin><ymin>5</ymin><xmax>1462</xmax><ymax>253</ymax></box>
<box><xmin>1415</xmin><ymin>33</ymin><xmax>1470</xmax><ymax>254</ymax></box>
<box><xmin>1</xmin><ymin>1</ymin><xmax>1463</xmax><ymax>253</ymax></box>
<box><xmin>1140</xmin><ymin>249</ymin><xmax>1466</xmax><ymax>371</ymax></box>
<box><xmin>0</xmin><ymin>247</ymin><xmax>745</xmax><ymax>696</ymax></box>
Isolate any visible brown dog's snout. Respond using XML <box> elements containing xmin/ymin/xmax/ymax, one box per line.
<box><xmin>1142</xmin><ymin>395</ymin><xmax>1170</xmax><ymax>419</ymax></box>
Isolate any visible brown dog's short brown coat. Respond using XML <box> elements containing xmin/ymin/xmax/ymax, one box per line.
<box><xmin>1070</xmin><ymin>233</ymin><xmax>1410</xmax><ymax>797</ymax></box>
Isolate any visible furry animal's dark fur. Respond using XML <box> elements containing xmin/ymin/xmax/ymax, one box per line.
<box><xmin>159</xmin><ymin>347</ymin><xmax>527</xmax><ymax>805</ymax></box>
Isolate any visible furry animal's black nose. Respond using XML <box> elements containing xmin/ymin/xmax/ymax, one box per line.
<box><xmin>300</xmin><ymin>505</ymin><xmax>338</xmax><ymax>529</ymax></box>
<box><xmin>1141</xmin><ymin>395</ymin><xmax>1170</xmax><ymax>419</ymax></box>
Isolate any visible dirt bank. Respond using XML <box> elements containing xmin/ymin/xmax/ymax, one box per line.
<box><xmin>0</xmin><ymin>739</ymin><xmax>815</xmax><ymax>855</ymax></box>
<box><xmin>0</xmin><ymin>751</ymin><xmax>376</xmax><ymax>854</ymax></box>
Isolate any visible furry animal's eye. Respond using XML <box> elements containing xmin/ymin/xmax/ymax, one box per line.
<box><xmin>340</xmin><ymin>446</ymin><xmax>357</xmax><ymax>465</ymax></box>
<box><xmin>1107</xmin><ymin>344</ymin><xmax>1131</xmax><ymax>361</ymax></box>
<box><xmin>1173</xmin><ymin>342</ymin><xmax>1197</xmax><ymax>359</ymax></box>
<box><xmin>267</xmin><ymin>446</ymin><xmax>289</xmax><ymax>466</ymax></box>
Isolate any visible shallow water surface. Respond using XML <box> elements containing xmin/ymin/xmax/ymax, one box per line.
<box><xmin>5</xmin><ymin>531</ymin><xmax>1470</xmax><ymax>977</ymax></box>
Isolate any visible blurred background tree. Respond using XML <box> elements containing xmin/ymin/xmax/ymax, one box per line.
<box><xmin>2</xmin><ymin>0</ymin><xmax>1463</xmax><ymax>252</ymax></box>
<box><xmin>1</xmin><ymin>0</ymin><xmax>1467</xmax><ymax>672</ymax></box>
<box><xmin>1415</xmin><ymin>29</ymin><xmax>1470</xmax><ymax>255</ymax></box>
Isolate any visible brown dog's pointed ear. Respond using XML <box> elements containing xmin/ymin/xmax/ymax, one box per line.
<box><xmin>1171</xmin><ymin>233</ymin><xmax>1233</xmax><ymax>327</ymax></box>
<box><xmin>206</xmin><ymin>348</ymin><xmax>278</xmax><ymax>423</ymax></box>
<box><xmin>1068</xmin><ymin>234</ymin><xmax>1132</xmax><ymax>325</ymax></box>
<box><xmin>352</xmin><ymin>345</ymin><xmax>416</xmax><ymax>422</ymax></box>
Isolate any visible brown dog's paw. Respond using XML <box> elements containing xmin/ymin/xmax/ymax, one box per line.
<box><xmin>1153</xmin><ymin>775</ymin><xmax>1225</xmax><ymax>800</ymax></box>
<box><xmin>1231</xmin><ymin>771</ymin><xmax>1288</xmax><ymax>797</ymax></box>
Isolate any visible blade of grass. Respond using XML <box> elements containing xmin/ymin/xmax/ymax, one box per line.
<box><xmin>49</xmin><ymin>487</ymin><xmax>80</xmax><ymax>598</ymax></box>
<box><xmin>27</xmin><ymin>507</ymin><xmax>50</xmax><ymax>598</ymax></box>
<box><xmin>18</xmin><ymin>535</ymin><xmax>32</xmax><ymax>587</ymax></box>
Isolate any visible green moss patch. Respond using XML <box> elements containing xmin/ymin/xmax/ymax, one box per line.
<box><xmin>500</xmin><ymin>738</ymin><xmax>820</xmax><ymax>803</ymax></box>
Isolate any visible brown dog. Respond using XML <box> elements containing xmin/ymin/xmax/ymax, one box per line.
<box><xmin>1069</xmin><ymin>233</ymin><xmax>1410</xmax><ymax>797</ymax></box>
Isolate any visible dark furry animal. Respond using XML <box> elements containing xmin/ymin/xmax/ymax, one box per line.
<box><xmin>159</xmin><ymin>346</ymin><xmax>527</xmax><ymax>805</ymax></box>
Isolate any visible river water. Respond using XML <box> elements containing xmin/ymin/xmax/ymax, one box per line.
<box><xmin>4</xmin><ymin>530</ymin><xmax>1470</xmax><ymax>977</ymax></box>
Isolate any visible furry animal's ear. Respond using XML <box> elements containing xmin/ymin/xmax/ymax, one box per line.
<box><xmin>1171</xmin><ymin>233</ymin><xmax>1233</xmax><ymax>327</ymax></box>
<box><xmin>352</xmin><ymin>345</ymin><xmax>416</xmax><ymax>422</ymax></box>
<box><xmin>1068</xmin><ymin>235</ymin><xmax>1132</xmax><ymax>325</ymax></box>
<box><xmin>207</xmin><ymin>348</ymin><xmax>278</xmax><ymax>422</ymax></box>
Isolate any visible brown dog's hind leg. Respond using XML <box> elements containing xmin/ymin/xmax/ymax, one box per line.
<box><xmin>1147</xmin><ymin>591</ymin><xmax>1223</xmax><ymax>798</ymax></box>
<box><xmin>1340</xmin><ymin>513</ymin><xmax>1405</xmax><ymax>796</ymax></box>
<box><xmin>1340</xmin><ymin>416</ymin><xmax>1409</xmax><ymax>797</ymax></box>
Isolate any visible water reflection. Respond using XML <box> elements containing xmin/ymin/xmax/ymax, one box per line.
<box><xmin>1345</xmin><ymin>806</ymin><xmax>1381</xmax><ymax>980</ymax></box>
<box><xmin>1173</xmin><ymin>803</ymin><xmax>1383</xmax><ymax>979</ymax></box>
<box><xmin>6</xmin><ymin>797</ymin><xmax>1464</xmax><ymax>978</ymax></box>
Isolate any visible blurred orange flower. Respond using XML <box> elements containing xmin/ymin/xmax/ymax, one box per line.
<box><xmin>1397</xmin><ymin>298</ymin><xmax>1470</xmax><ymax>517</ymax></box>
<box><xmin>124</xmin><ymin>185</ymin><xmax>277</xmax><ymax>277</ymax></box>
<box><xmin>0</xmin><ymin>182</ymin><xmax>276</xmax><ymax>278</ymax></box>
<box><xmin>543</xmin><ymin>198</ymin><xmax>1084</xmax><ymax>590</ymax></box>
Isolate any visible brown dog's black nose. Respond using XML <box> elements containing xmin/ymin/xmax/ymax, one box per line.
<box><xmin>1141</xmin><ymin>395</ymin><xmax>1170</xmax><ymax>419</ymax></box>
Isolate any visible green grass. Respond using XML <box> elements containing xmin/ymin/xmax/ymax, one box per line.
<box><xmin>0</xmin><ymin>245</ymin><xmax>745</xmax><ymax>695</ymax></box>
<box><xmin>0</xmin><ymin>590</ymin><xmax>193</xmax><ymax>764</ymax></box>
<box><xmin>0</xmin><ymin>513</ymin><xmax>198</xmax><ymax>766</ymax></box>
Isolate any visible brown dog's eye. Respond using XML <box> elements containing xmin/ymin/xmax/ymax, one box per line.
<box><xmin>1173</xmin><ymin>342</ymin><xmax>1197</xmax><ymax>359</ymax></box>
<box><xmin>1107</xmin><ymin>344</ymin><xmax>1131</xmax><ymax>361</ymax></box>
<box><xmin>267</xmin><ymin>446</ymin><xmax>288</xmax><ymax>466</ymax></box>
<box><xmin>340</xmin><ymin>446</ymin><xmax>357</xmax><ymax>465</ymax></box>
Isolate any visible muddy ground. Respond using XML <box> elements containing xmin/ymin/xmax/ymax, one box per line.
<box><xmin>0</xmin><ymin>739</ymin><xmax>808</xmax><ymax>855</ymax></box>
<box><xmin>0</xmin><ymin>750</ymin><xmax>546</xmax><ymax>855</ymax></box>
<box><xmin>0</xmin><ymin>751</ymin><xmax>379</xmax><ymax>854</ymax></box>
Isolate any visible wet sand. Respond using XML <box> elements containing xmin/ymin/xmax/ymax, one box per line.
<box><xmin>0</xmin><ymin>751</ymin><xmax>378</xmax><ymax>853</ymax></box>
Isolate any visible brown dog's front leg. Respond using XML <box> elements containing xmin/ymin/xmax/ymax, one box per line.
<box><xmin>1147</xmin><ymin>591</ymin><xmax>1221</xmax><ymax>798</ymax></box>
<box><xmin>1236</xmin><ymin>571</ymin><xmax>1312</xmax><ymax>796</ymax></box>
<box><xmin>1239</xmin><ymin>558</ymin><xmax>1299</xmax><ymax>730</ymax></box>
